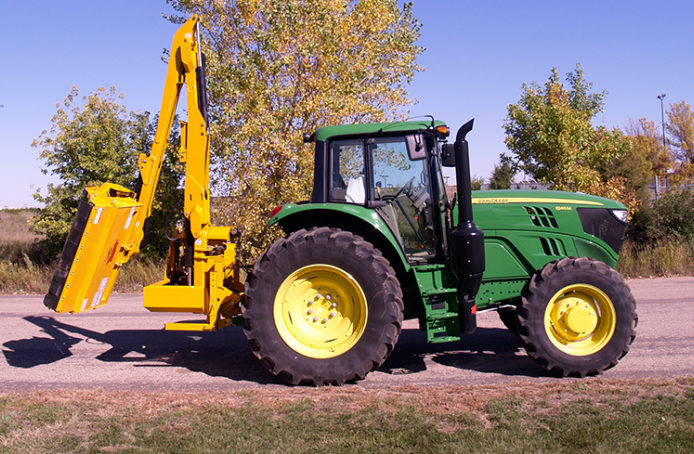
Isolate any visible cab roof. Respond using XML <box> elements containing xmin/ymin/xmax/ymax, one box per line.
<box><xmin>314</xmin><ymin>120</ymin><xmax>446</xmax><ymax>142</ymax></box>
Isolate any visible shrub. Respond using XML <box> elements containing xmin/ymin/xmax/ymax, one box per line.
<box><xmin>654</xmin><ymin>188</ymin><xmax>694</xmax><ymax>240</ymax></box>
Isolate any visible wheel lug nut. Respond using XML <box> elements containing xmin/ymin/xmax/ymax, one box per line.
<box><xmin>332</xmin><ymin>302</ymin><xmax>337</xmax><ymax>308</ymax></box>
<box><xmin>326</xmin><ymin>295</ymin><xmax>331</xmax><ymax>300</ymax></box>
<box><xmin>322</xmin><ymin>318</ymin><xmax>328</xmax><ymax>323</ymax></box>
<box><xmin>308</xmin><ymin>300</ymin><xmax>313</xmax><ymax>306</ymax></box>
<box><xmin>316</xmin><ymin>293</ymin><xmax>322</xmax><ymax>299</ymax></box>
<box><xmin>313</xmin><ymin>317</ymin><xmax>318</xmax><ymax>322</ymax></box>
<box><xmin>330</xmin><ymin>311</ymin><xmax>336</xmax><ymax>318</ymax></box>
<box><xmin>307</xmin><ymin>309</ymin><xmax>313</xmax><ymax>315</ymax></box>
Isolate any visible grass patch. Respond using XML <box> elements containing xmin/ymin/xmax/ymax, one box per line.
<box><xmin>0</xmin><ymin>379</ymin><xmax>692</xmax><ymax>453</ymax></box>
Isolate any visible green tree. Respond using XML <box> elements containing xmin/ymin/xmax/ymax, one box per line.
<box><xmin>654</xmin><ymin>188</ymin><xmax>694</xmax><ymax>240</ymax></box>
<box><xmin>597</xmin><ymin>143</ymin><xmax>651</xmax><ymax>205</ymax></box>
<box><xmin>471</xmin><ymin>176</ymin><xmax>484</xmax><ymax>191</ymax></box>
<box><xmin>168</xmin><ymin>0</ymin><xmax>423</xmax><ymax>260</ymax></box>
<box><xmin>489</xmin><ymin>158</ymin><xmax>515</xmax><ymax>189</ymax></box>
<box><xmin>503</xmin><ymin>64</ymin><xmax>638</xmax><ymax>214</ymax></box>
<box><xmin>32</xmin><ymin>86</ymin><xmax>182</xmax><ymax>258</ymax></box>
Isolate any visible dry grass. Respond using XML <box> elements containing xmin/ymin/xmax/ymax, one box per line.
<box><xmin>114</xmin><ymin>257</ymin><xmax>166</xmax><ymax>292</ymax></box>
<box><xmin>0</xmin><ymin>261</ymin><xmax>52</xmax><ymax>294</ymax></box>
<box><xmin>618</xmin><ymin>239</ymin><xmax>694</xmax><ymax>278</ymax></box>
<box><xmin>0</xmin><ymin>209</ymin><xmax>43</xmax><ymax>243</ymax></box>
<box><xmin>0</xmin><ymin>257</ymin><xmax>165</xmax><ymax>295</ymax></box>
<box><xmin>0</xmin><ymin>209</ymin><xmax>164</xmax><ymax>294</ymax></box>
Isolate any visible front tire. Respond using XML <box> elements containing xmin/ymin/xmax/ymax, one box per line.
<box><xmin>518</xmin><ymin>257</ymin><xmax>637</xmax><ymax>377</ymax></box>
<box><xmin>498</xmin><ymin>306</ymin><xmax>521</xmax><ymax>337</ymax></box>
<box><xmin>243</xmin><ymin>227</ymin><xmax>403</xmax><ymax>385</ymax></box>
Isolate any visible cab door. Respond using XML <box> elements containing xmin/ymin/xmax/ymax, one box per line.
<box><xmin>367</xmin><ymin>136</ymin><xmax>436</xmax><ymax>263</ymax></box>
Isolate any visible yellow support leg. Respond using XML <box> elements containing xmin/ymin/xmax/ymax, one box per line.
<box><xmin>147</xmin><ymin>242</ymin><xmax>240</xmax><ymax>332</ymax></box>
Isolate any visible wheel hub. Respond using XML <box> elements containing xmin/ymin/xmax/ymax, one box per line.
<box><xmin>562</xmin><ymin>300</ymin><xmax>598</xmax><ymax>335</ymax></box>
<box><xmin>305</xmin><ymin>293</ymin><xmax>338</xmax><ymax>324</ymax></box>
<box><xmin>274</xmin><ymin>264</ymin><xmax>368</xmax><ymax>359</ymax></box>
<box><xmin>544</xmin><ymin>284</ymin><xmax>616</xmax><ymax>356</ymax></box>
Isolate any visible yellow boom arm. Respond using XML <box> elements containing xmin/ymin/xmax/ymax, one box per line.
<box><xmin>45</xmin><ymin>17</ymin><xmax>240</xmax><ymax>331</ymax></box>
<box><xmin>135</xmin><ymin>15</ymin><xmax>213</xmax><ymax>249</ymax></box>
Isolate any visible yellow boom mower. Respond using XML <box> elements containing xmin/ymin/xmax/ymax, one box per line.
<box><xmin>44</xmin><ymin>16</ymin><xmax>242</xmax><ymax>331</ymax></box>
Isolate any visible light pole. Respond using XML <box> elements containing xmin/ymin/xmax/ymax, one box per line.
<box><xmin>657</xmin><ymin>93</ymin><xmax>667</xmax><ymax>199</ymax></box>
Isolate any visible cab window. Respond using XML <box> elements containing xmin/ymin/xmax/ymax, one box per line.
<box><xmin>329</xmin><ymin>140</ymin><xmax>365</xmax><ymax>204</ymax></box>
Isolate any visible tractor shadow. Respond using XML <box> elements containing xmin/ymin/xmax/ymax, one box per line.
<box><xmin>3</xmin><ymin>316</ymin><xmax>281</xmax><ymax>385</ymax></box>
<box><xmin>4</xmin><ymin>316</ymin><xmax>543</xmax><ymax>384</ymax></box>
<box><xmin>380</xmin><ymin>326</ymin><xmax>545</xmax><ymax>378</ymax></box>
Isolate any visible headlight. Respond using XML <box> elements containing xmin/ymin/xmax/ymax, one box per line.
<box><xmin>577</xmin><ymin>208</ymin><xmax>628</xmax><ymax>253</ymax></box>
<box><xmin>609</xmin><ymin>209</ymin><xmax>628</xmax><ymax>224</ymax></box>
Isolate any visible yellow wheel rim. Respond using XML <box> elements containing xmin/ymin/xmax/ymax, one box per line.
<box><xmin>544</xmin><ymin>284</ymin><xmax>616</xmax><ymax>356</ymax></box>
<box><xmin>273</xmin><ymin>264</ymin><xmax>368</xmax><ymax>359</ymax></box>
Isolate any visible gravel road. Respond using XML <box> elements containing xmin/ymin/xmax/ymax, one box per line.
<box><xmin>1</xmin><ymin>277</ymin><xmax>692</xmax><ymax>391</ymax></box>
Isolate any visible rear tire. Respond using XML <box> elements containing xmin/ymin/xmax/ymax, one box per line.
<box><xmin>518</xmin><ymin>257</ymin><xmax>637</xmax><ymax>377</ymax></box>
<box><xmin>243</xmin><ymin>227</ymin><xmax>403</xmax><ymax>385</ymax></box>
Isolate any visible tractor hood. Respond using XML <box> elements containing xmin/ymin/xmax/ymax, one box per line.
<box><xmin>468</xmin><ymin>189</ymin><xmax>628</xmax><ymax>263</ymax></box>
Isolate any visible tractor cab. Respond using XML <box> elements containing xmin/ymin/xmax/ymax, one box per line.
<box><xmin>304</xmin><ymin>120</ymin><xmax>472</xmax><ymax>266</ymax></box>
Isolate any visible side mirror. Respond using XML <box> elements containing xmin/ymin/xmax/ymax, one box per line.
<box><xmin>441</xmin><ymin>144</ymin><xmax>456</xmax><ymax>167</ymax></box>
<box><xmin>406</xmin><ymin>133</ymin><xmax>426</xmax><ymax>160</ymax></box>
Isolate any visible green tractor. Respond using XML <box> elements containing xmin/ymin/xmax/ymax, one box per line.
<box><xmin>44</xmin><ymin>17</ymin><xmax>636</xmax><ymax>386</ymax></box>
<box><xmin>243</xmin><ymin>119</ymin><xmax>637</xmax><ymax>385</ymax></box>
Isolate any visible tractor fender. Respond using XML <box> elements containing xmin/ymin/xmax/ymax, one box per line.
<box><xmin>270</xmin><ymin>203</ymin><xmax>411</xmax><ymax>274</ymax></box>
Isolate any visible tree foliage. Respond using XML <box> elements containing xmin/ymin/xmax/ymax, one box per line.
<box><xmin>625</xmin><ymin>118</ymin><xmax>673</xmax><ymax>179</ymax></box>
<box><xmin>32</xmin><ymin>87</ymin><xmax>182</xmax><ymax>258</ymax></box>
<box><xmin>666</xmin><ymin>100</ymin><xmax>694</xmax><ymax>182</ymax></box>
<box><xmin>489</xmin><ymin>158</ymin><xmax>515</xmax><ymax>189</ymax></box>
<box><xmin>503</xmin><ymin>65</ymin><xmax>639</xmax><ymax>214</ymax></box>
<box><xmin>654</xmin><ymin>188</ymin><xmax>694</xmax><ymax>240</ymax></box>
<box><xmin>470</xmin><ymin>176</ymin><xmax>484</xmax><ymax>191</ymax></box>
<box><xmin>624</xmin><ymin>102</ymin><xmax>694</xmax><ymax>245</ymax></box>
<box><xmin>167</xmin><ymin>0</ymin><xmax>423</xmax><ymax>260</ymax></box>
<box><xmin>624</xmin><ymin>100</ymin><xmax>694</xmax><ymax>190</ymax></box>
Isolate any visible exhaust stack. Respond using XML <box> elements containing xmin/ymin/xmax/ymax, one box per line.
<box><xmin>450</xmin><ymin>119</ymin><xmax>485</xmax><ymax>334</ymax></box>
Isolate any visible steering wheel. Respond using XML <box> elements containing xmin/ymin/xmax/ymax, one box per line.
<box><xmin>387</xmin><ymin>176</ymin><xmax>415</xmax><ymax>200</ymax></box>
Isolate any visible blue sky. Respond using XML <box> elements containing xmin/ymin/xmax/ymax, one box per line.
<box><xmin>1</xmin><ymin>0</ymin><xmax>692</xmax><ymax>207</ymax></box>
